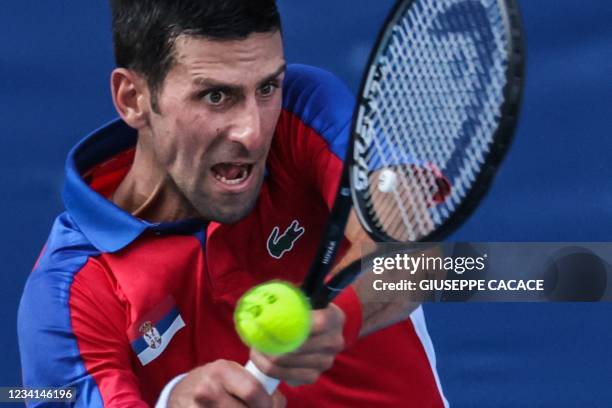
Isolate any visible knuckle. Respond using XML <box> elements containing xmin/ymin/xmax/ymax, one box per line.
<box><xmin>322</xmin><ymin>335</ymin><xmax>344</xmax><ymax>353</ymax></box>
<box><xmin>241</xmin><ymin>381</ymin><xmax>261</xmax><ymax>402</ymax></box>
<box><xmin>304</xmin><ymin>371</ymin><xmax>319</xmax><ymax>384</ymax></box>
<box><xmin>273</xmin><ymin>392</ymin><xmax>287</xmax><ymax>408</ymax></box>
<box><xmin>195</xmin><ymin>374</ymin><xmax>218</xmax><ymax>391</ymax></box>
<box><xmin>321</xmin><ymin>356</ymin><xmax>335</xmax><ymax>370</ymax></box>
<box><xmin>256</xmin><ymin>358</ymin><xmax>276</xmax><ymax>376</ymax></box>
<box><xmin>266</xmin><ymin>354</ymin><xmax>281</xmax><ymax>365</ymax></box>
<box><xmin>210</xmin><ymin>359</ymin><xmax>229</xmax><ymax>371</ymax></box>
<box><xmin>193</xmin><ymin>382</ymin><xmax>219</xmax><ymax>402</ymax></box>
<box><xmin>208</xmin><ymin>360</ymin><xmax>230</xmax><ymax>378</ymax></box>
<box><xmin>333</xmin><ymin>334</ymin><xmax>345</xmax><ymax>351</ymax></box>
<box><xmin>336</xmin><ymin>308</ymin><xmax>346</xmax><ymax>325</ymax></box>
<box><xmin>311</xmin><ymin>312</ymin><xmax>325</xmax><ymax>333</ymax></box>
<box><xmin>285</xmin><ymin>379</ymin><xmax>303</xmax><ymax>387</ymax></box>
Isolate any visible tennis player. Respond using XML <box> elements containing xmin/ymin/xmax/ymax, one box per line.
<box><xmin>18</xmin><ymin>1</ymin><xmax>447</xmax><ymax>406</ymax></box>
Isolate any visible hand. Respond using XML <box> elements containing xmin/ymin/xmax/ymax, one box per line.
<box><xmin>168</xmin><ymin>360</ymin><xmax>286</xmax><ymax>408</ymax></box>
<box><xmin>248</xmin><ymin>303</ymin><xmax>345</xmax><ymax>386</ymax></box>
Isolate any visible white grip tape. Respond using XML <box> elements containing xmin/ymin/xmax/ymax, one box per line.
<box><xmin>245</xmin><ymin>360</ymin><xmax>280</xmax><ymax>395</ymax></box>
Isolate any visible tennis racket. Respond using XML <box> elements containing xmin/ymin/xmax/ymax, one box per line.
<box><xmin>247</xmin><ymin>0</ymin><xmax>525</xmax><ymax>393</ymax></box>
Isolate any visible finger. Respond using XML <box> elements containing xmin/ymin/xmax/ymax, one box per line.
<box><xmin>194</xmin><ymin>392</ymin><xmax>247</xmax><ymax>408</ymax></box>
<box><xmin>169</xmin><ymin>366</ymin><xmax>246</xmax><ymax>408</ymax></box>
<box><xmin>253</xmin><ymin>349</ymin><xmax>336</xmax><ymax>370</ymax></box>
<box><xmin>284</xmin><ymin>378</ymin><xmax>314</xmax><ymax>387</ymax></box>
<box><xmin>288</xmin><ymin>329</ymin><xmax>344</xmax><ymax>360</ymax></box>
<box><xmin>249</xmin><ymin>352</ymin><xmax>331</xmax><ymax>385</ymax></box>
<box><xmin>249</xmin><ymin>331</ymin><xmax>343</xmax><ymax>363</ymax></box>
<box><xmin>309</xmin><ymin>305</ymin><xmax>345</xmax><ymax>335</ymax></box>
<box><xmin>271</xmin><ymin>391</ymin><xmax>287</xmax><ymax>408</ymax></box>
<box><xmin>213</xmin><ymin>361</ymin><xmax>273</xmax><ymax>408</ymax></box>
<box><xmin>264</xmin><ymin>366</ymin><xmax>321</xmax><ymax>386</ymax></box>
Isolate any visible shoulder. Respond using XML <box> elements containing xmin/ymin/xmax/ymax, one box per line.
<box><xmin>282</xmin><ymin>64</ymin><xmax>354</xmax><ymax>140</ymax></box>
<box><xmin>283</xmin><ymin>64</ymin><xmax>354</xmax><ymax>111</ymax></box>
<box><xmin>274</xmin><ymin>65</ymin><xmax>354</xmax><ymax>162</ymax></box>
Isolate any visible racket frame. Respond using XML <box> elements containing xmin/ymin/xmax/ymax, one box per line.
<box><xmin>350</xmin><ymin>0</ymin><xmax>526</xmax><ymax>244</ymax></box>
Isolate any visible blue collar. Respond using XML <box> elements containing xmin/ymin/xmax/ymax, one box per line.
<box><xmin>62</xmin><ymin>119</ymin><xmax>204</xmax><ymax>253</ymax></box>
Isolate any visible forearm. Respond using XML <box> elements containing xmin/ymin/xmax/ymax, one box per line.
<box><xmin>352</xmin><ymin>273</ymin><xmax>421</xmax><ymax>337</ymax></box>
<box><xmin>330</xmin><ymin>244</ymin><xmax>421</xmax><ymax>339</ymax></box>
<box><xmin>332</xmin><ymin>215</ymin><xmax>442</xmax><ymax>338</ymax></box>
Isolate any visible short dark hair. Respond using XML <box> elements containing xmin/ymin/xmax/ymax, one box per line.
<box><xmin>110</xmin><ymin>0</ymin><xmax>281</xmax><ymax>111</ymax></box>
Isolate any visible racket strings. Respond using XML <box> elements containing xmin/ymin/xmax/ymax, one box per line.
<box><xmin>356</xmin><ymin>0</ymin><xmax>511</xmax><ymax>241</ymax></box>
<box><xmin>363</xmin><ymin>118</ymin><xmax>434</xmax><ymax>240</ymax></box>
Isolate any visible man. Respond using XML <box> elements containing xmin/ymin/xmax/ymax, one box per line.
<box><xmin>18</xmin><ymin>1</ymin><xmax>447</xmax><ymax>406</ymax></box>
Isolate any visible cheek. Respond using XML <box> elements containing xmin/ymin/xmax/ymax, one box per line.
<box><xmin>152</xmin><ymin>113</ymin><xmax>214</xmax><ymax>173</ymax></box>
<box><xmin>261</xmin><ymin>103</ymin><xmax>282</xmax><ymax>141</ymax></box>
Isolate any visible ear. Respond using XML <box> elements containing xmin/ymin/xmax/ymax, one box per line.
<box><xmin>110</xmin><ymin>68</ymin><xmax>152</xmax><ymax>129</ymax></box>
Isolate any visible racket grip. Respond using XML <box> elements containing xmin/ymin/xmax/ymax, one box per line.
<box><xmin>310</xmin><ymin>259</ymin><xmax>363</xmax><ymax>308</ymax></box>
<box><xmin>245</xmin><ymin>360</ymin><xmax>280</xmax><ymax>395</ymax></box>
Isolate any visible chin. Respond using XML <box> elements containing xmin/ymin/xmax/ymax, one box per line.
<box><xmin>188</xmin><ymin>173</ymin><xmax>264</xmax><ymax>224</ymax></box>
<box><xmin>212</xmin><ymin>203</ymin><xmax>257</xmax><ymax>224</ymax></box>
<box><xmin>195</xmin><ymin>194</ymin><xmax>259</xmax><ymax>224</ymax></box>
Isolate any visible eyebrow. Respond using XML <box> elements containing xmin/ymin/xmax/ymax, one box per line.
<box><xmin>257</xmin><ymin>63</ymin><xmax>287</xmax><ymax>86</ymax></box>
<box><xmin>192</xmin><ymin>63</ymin><xmax>287</xmax><ymax>90</ymax></box>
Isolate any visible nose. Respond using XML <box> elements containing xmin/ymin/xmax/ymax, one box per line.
<box><xmin>227</xmin><ymin>98</ymin><xmax>264</xmax><ymax>152</ymax></box>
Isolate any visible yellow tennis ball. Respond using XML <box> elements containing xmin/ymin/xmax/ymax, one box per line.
<box><xmin>234</xmin><ymin>280</ymin><xmax>311</xmax><ymax>355</ymax></box>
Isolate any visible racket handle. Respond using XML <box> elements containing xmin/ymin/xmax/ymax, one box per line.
<box><xmin>245</xmin><ymin>360</ymin><xmax>280</xmax><ymax>395</ymax></box>
<box><xmin>310</xmin><ymin>259</ymin><xmax>363</xmax><ymax>308</ymax></box>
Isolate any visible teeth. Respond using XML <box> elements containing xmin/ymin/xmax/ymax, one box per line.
<box><xmin>214</xmin><ymin>166</ymin><xmax>249</xmax><ymax>185</ymax></box>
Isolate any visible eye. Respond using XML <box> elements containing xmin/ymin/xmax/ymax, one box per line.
<box><xmin>258</xmin><ymin>82</ymin><xmax>279</xmax><ymax>98</ymax></box>
<box><xmin>203</xmin><ymin>90</ymin><xmax>227</xmax><ymax>106</ymax></box>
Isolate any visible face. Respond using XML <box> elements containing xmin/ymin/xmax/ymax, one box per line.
<box><xmin>145</xmin><ymin>31</ymin><xmax>285</xmax><ymax>223</ymax></box>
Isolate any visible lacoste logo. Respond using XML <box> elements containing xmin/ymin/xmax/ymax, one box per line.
<box><xmin>267</xmin><ymin>220</ymin><xmax>305</xmax><ymax>259</ymax></box>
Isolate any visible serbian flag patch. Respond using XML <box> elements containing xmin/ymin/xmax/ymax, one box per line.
<box><xmin>127</xmin><ymin>297</ymin><xmax>185</xmax><ymax>366</ymax></box>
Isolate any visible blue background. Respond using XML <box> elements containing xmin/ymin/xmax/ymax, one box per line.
<box><xmin>1</xmin><ymin>1</ymin><xmax>611</xmax><ymax>406</ymax></box>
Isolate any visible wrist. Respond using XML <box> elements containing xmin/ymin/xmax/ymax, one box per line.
<box><xmin>331</xmin><ymin>286</ymin><xmax>362</xmax><ymax>349</ymax></box>
<box><xmin>156</xmin><ymin>373</ymin><xmax>187</xmax><ymax>408</ymax></box>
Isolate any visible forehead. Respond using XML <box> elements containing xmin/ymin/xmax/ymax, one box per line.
<box><xmin>167</xmin><ymin>31</ymin><xmax>285</xmax><ymax>86</ymax></box>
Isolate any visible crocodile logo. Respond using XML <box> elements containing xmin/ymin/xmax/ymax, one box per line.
<box><xmin>267</xmin><ymin>220</ymin><xmax>305</xmax><ymax>259</ymax></box>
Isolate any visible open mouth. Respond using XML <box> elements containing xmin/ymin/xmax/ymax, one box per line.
<box><xmin>211</xmin><ymin>163</ymin><xmax>253</xmax><ymax>186</ymax></box>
